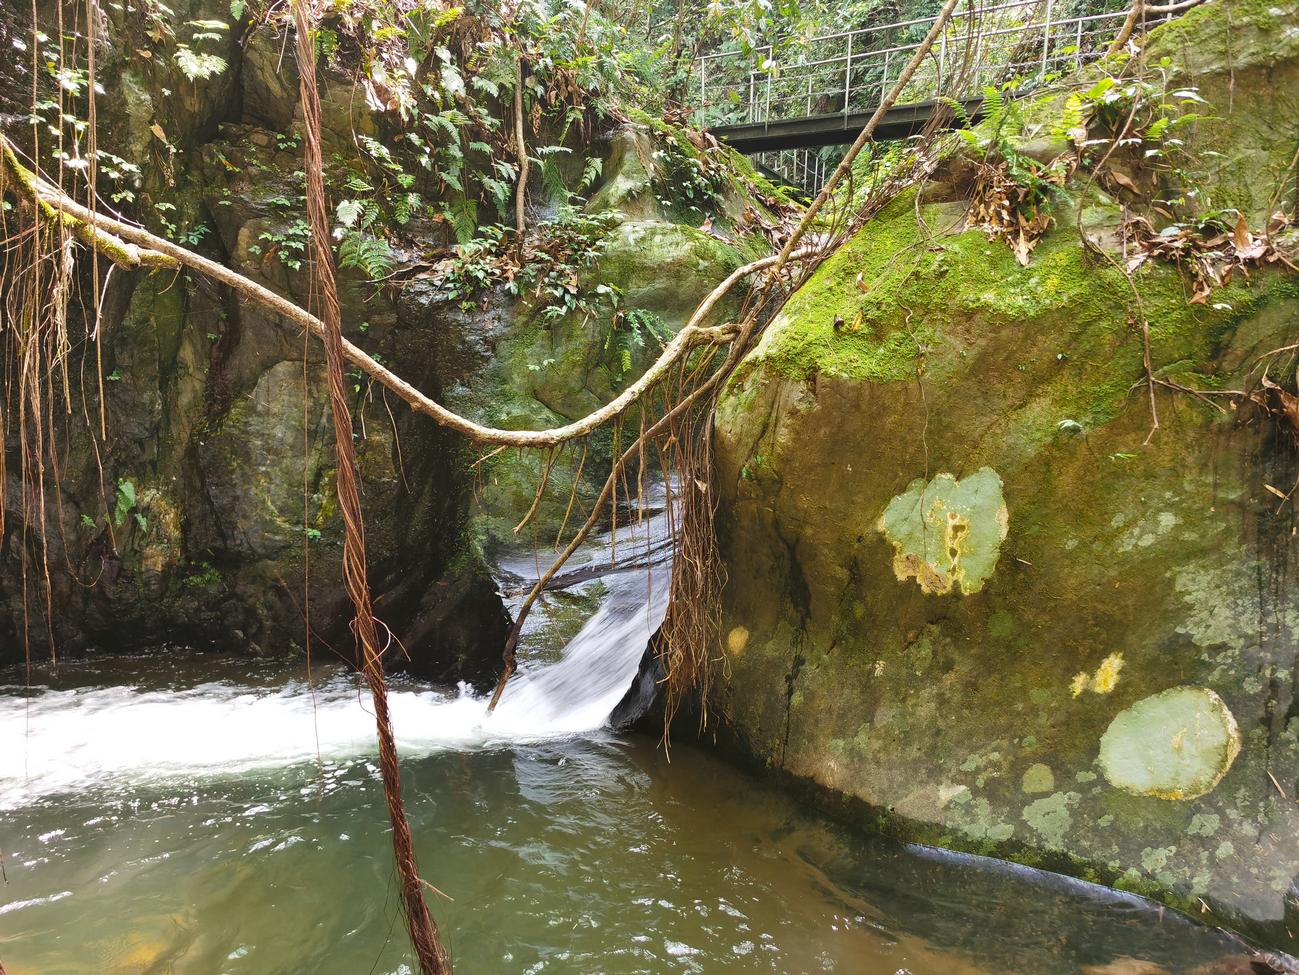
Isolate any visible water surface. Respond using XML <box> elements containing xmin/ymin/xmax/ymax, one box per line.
<box><xmin>0</xmin><ymin>657</ymin><xmax>1263</xmax><ymax>975</ymax></box>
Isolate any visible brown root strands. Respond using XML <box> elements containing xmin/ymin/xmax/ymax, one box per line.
<box><xmin>292</xmin><ymin>2</ymin><xmax>451</xmax><ymax>972</ymax></box>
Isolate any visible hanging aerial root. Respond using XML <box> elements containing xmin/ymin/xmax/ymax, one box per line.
<box><xmin>485</xmin><ymin>335</ymin><xmax>748</xmax><ymax>713</ymax></box>
<box><xmin>291</xmin><ymin>1</ymin><xmax>450</xmax><ymax>971</ymax></box>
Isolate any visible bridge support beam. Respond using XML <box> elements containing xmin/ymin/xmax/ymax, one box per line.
<box><xmin>708</xmin><ymin>97</ymin><xmax>983</xmax><ymax>154</ymax></box>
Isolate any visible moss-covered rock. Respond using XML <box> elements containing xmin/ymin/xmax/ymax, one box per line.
<box><xmin>421</xmin><ymin>177</ymin><xmax>760</xmax><ymax>555</ymax></box>
<box><xmin>710</xmin><ymin>0</ymin><xmax>1299</xmax><ymax>950</ymax></box>
<box><xmin>0</xmin><ymin>3</ymin><xmax>508</xmax><ymax>679</ymax></box>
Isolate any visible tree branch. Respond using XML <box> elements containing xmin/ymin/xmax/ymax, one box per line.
<box><xmin>2</xmin><ymin>131</ymin><xmax>801</xmax><ymax>447</ymax></box>
<box><xmin>1</xmin><ymin>138</ymin><xmax>177</xmax><ymax>270</ymax></box>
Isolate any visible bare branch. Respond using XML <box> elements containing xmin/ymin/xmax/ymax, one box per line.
<box><xmin>2</xmin><ymin>131</ymin><xmax>801</xmax><ymax>447</ymax></box>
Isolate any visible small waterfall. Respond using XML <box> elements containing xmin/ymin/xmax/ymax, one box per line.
<box><xmin>490</xmin><ymin>481</ymin><xmax>673</xmax><ymax>732</ymax></box>
<box><xmin>0</xmin><ymin>487</ymin><xmax>672</xmax><ymax>808</ymax></box>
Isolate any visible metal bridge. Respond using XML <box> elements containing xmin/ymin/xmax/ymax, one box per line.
<box><xmin>695</xmin><ymin>1</ymin><xmax>1148</xmax><ymax>194</ymax></box>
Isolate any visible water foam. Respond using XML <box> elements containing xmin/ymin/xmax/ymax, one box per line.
<box><xmin>1</xmin><ymin>494</ymin><xmax>672</xmax><ymax>808</ymax></box>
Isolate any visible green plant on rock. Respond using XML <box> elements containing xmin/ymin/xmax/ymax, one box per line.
<box><xmin>606</xmin><ymin>308</ymin><xmax>670</xmax><ymax>380</ymax></box>
<box><xmin>258</xmin><ymin>219</ymin><xmax>311</xmax><ymax>270</ymax></box>
<box><xmin>338</xmin><ymin>231</ymin><xmax>396</xmax><ymax>279</ymax></box>
<box><xmin>174</xmin><ymin>19</ymin><xmax>231</xmax><ymax>81</ymax></box>
<box><xmin>114</xmin><ymin>479</ymin><xmax>147</xmax><ymax>531</ymax></box>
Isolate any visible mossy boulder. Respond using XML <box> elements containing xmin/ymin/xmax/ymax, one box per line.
<box><xmin>710</xmin><ymin>0</ymin><xmax>1299</xmax><ymax>950</ymax></box>
<box><xmin>415</xmin><ymin>148</ymin><xmax>762</xmax><ymax>555</ymax></box>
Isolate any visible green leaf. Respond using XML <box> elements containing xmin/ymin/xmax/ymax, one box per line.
<box><xmin>1084</xmin><ymin>77</ymin><xmax>1116</xmax><ymax>102</ymax></box>
<box><xmin>337</xmin><ymin>232</ymin><xmax>395</xmax><ymax>280</ymax></box>
<box><xmin>174</xmin><ymin>47</ymin><xmax>228</xmax><ymax>81</ymax></box>
<box><xmin>114</xmin><ymin>479</ymin><xmax>137</xmax><ymax>528</ymax></box>
<box><xmin>336</xmin><ymin>199</ymin><xmax>363</xmax><ymax>228</ymax></box>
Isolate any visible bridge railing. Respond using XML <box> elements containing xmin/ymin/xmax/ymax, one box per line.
<box><xmin>756</xmin><ymin>148</ymin><xmax>828</xmax><ymax>197</ymax></box>
<box><xmin>695</xmin><ymin>1</ymin><xmax>1150</xmax><ymax>130</ymax></box>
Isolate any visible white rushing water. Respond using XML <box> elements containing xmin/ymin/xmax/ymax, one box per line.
<box><xmin>0</xmin><ymin>489</ymin><xmax>673</xmax><ymax>809</ymax></box>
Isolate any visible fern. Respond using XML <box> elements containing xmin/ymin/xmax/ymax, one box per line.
<box><xmin>338</xmin><ymin>232</ymin><xmax>395</xmax><ymax>280</ymax></box>
<box><xmin>605</xmin><ymin>326</ymin><xmax>635</xmax><ymax>379</ymax></box>
<box><xmin>577</xmin><ymin>157</ymin><xmax>603</xmax><ymax>195</ymax></box>
<box><xmin>481</xmin><ymin>176</ymin><xmax>513</xmax><ymax>209</ymax></box>
<box><xmin>981</xmin><ymin>84</ymin><xmax>1006</xmax><ymax>124</ymax></box>
<box><xmin>393</xmin><ymin>192</ymin><xmax>421</xmax><ymax>225</ymax></box>
<box><xmin>1050</xmin><ymin>92</ymin><xmax>1086</xmax><ymax>142</ymax></box>
<box><xmin>604</xmin><ymin>308</ymin><xmax>666</xmax><ymax>380</ymax></box>
<box><xmin>940</xmin><ymin>95</ymin><xmax>972</xmax><ymax>128</ymax></box>
<box><xmin>447</xmin><ymin>195</ymin><xmax>478</xmax><ymax>245</ymax></box>
<box><xmin>541</xmin><ymin>158</ymin><xmax>569</xmax><ymax>205</ymax></box>
<box><xmin>174</xmin><ymin>46</ymin><xmax>227</xmax><ymax>81</ymax></box>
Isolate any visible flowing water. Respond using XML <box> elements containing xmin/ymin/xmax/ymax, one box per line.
<box><xmin>0</xmin><ymin>494</ymin><xmax>1273</xmax><ymax>974</ymax></box>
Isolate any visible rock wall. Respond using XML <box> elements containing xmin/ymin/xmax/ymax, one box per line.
<box><xmin>0</xmin><ymin>3</ymin><xmax>754</xmax><ymax>677</ymax></box>
<box><xmin>711</xmin><ymin>0</ymin><xmax>1299</xmax><ymax>949</ymax></box>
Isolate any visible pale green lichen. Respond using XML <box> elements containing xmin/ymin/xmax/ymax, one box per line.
<box><xmin>1188</xmin><ymin>813</ymin><xmax>1222</xmax><ymax>837</ymax></box>
<box><xmin>877</xmin><ymin>467</ymin><xmax>1009</xmax><ymax>595</ymax></box>
<box><xmin>1022</xmin><ymin>763</ymin><xmax>1056</xmax><ymax>794</ymax></box>
<box><xmin>1099</xmin><ymin>686</ymin><xmax>1242</xmax><ymax>800</ymax></box>
<box><xmin>1022</xmin><ymin>791</ymin><xmax>1079</xmax><ymax>849</ymax></box>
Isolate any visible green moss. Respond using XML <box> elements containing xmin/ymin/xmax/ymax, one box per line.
<box><xmin>741</xmin><ymin>182</ymin><xmax>1277</xmax><ymax>455</ymax></box>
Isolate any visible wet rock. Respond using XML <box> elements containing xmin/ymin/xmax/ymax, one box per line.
<box><xmin>709</xmin><ymin>0</ymin><xmax>1299</xmax><ymax>950</ymax></box>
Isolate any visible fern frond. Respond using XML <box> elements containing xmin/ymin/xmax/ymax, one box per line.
<box><xmin>578</xmin><ymin>157</ymin><xmax>603</xmax><ymax>194</ymax></box>
<box><xmin>338</xmin><ymin>232</ymin><xmax>395</xmax><ymax>281</ymax></box>
<box><xmin>541</xmin><ymin>158</ymin><xmax>569</xmax><ymax>205</ymax></box>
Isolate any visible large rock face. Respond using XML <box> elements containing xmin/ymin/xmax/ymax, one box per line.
<box><xmin>0</xmin><ymin>5</ymin><xmax>510</xmax><ymax>678</ymax></box>
<box><xmin>712</xmin><ymin>0</ymin><xmax>1299</xmax><ymax>950</ymax></box>
<box><xmin>0</xmin><ymin>10</ymin><xmax>548</xmax><ymax>671</ymax></box>
<box><xmin>0</xmin><ymin>3</ymin><xmax>760</xmax><ymax>676</ymax></box>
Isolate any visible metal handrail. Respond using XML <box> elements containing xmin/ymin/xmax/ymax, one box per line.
<box><xmin>695</xmin><ymin>0</ymin><xmax>1151</xmax><ymax>129</ymax></box>
<box><xmin>694</xmin><ymin>0</ymin><xmax>1073</xmax><ymax>63</ymax></box>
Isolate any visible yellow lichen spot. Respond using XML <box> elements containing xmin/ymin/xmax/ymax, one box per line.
<box><xmin>1091</xmin><ymin>653</ymin><xmax>1124</xmax><ymax>694</ymax></box>
<box><xmin>1072</xmin><ymin>653</ymin><xmax>1125</xmax><ymax>696</ymax></box>
<box><xmin>725</xmin><ymin>625</ymin><xmax>750</xmax><ymax>657</ymax></box>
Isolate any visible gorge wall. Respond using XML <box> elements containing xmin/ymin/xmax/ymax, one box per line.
<box><xmin>711</xmin><ymin>0</ymin><xmax>1299</xmax><ymax>950</ymax></box>
<box><xmin>0</xmin><ymin>1</ymin><xmax>755</xmax><ymax>677</ymax></box>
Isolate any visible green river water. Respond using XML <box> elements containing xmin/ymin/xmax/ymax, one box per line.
<box><xmin>0</xmin><ymin>655</ymin><xmax>1271</xmax><ymax>975</ymax></box>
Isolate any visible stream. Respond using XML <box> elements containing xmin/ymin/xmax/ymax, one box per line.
<box><xmin>0</xmin><ymin>492</ymin><xmax>1272</xmax><ymax>974</ymax></box>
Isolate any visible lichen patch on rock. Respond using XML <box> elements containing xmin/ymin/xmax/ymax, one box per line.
<box><xmin>1098</xmin><ymin>686</ymin><xmax>1242</xmax><ymax>800</ymax></box>
<box><xmin>1072</xmin><ymin>652</ymin><xmax>1126</xmax><ymax>697</ymax></box>
<box><xmin>877</xmin><ymin>467</ymin><xmax>1009</xmax><ymax>595</ymax></box>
